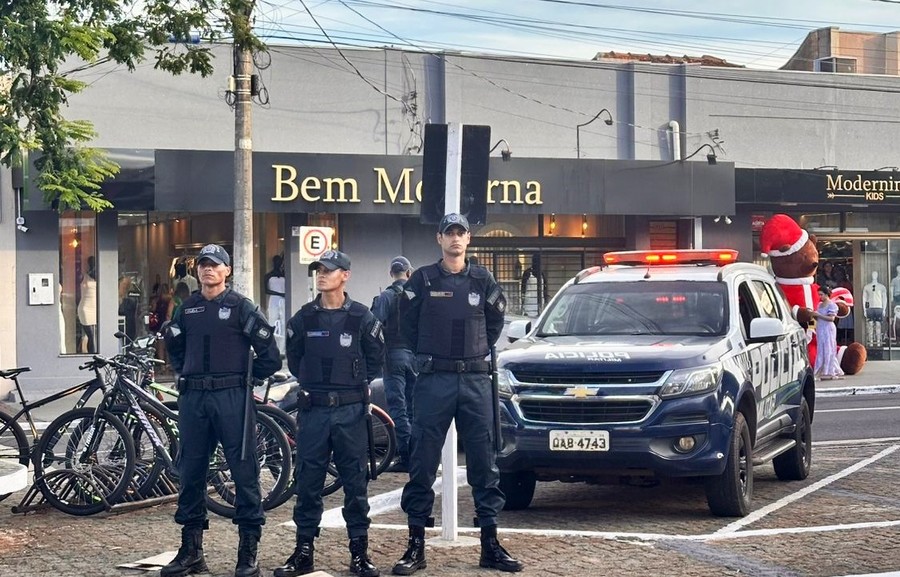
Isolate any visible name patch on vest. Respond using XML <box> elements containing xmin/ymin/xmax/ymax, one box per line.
<box><xmin>340</xmin><ymin>332</ymin><xmax>353</xmax><ymax>347</ymax></box>
<box><xmin>468</xmin><ymin>292</ymin><xmax>481</xmax><ymax>306</ymax></box>
<box><xmin>184</xmin><ymin>306</ymin><xmax>205</xmax><ymax>314</ymax></box>
<box><xmin>219</xmin><ymin>307</ymin><xmax>232</xmax><ymax>320</ymax></box>
<box><xmin>430</xmin><ymin>291</ymin><xmax>453</xmax><ymax>298</ymax></box>
<box><xmin>306</xmin><ymin>331</ymin><xmax>329</xmax><ymax>337</ymax></box>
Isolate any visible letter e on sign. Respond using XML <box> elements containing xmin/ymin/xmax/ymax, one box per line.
<box><xmin>299</xmin><ymin>226</ymin><xmax>334</xmax><ymax>264</ymax></box>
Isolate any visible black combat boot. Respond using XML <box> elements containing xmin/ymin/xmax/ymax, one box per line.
<box><xmin>234</xmin><ymin>529</ymin><xmax>260</xmax><ymax>577</ymax></box>
<box><xmin>349</xmin><ymin>536</ymin><xmax>379</xmax><ymax>577</ymax></box>
<box><xmin>160</xmin><ymin>526</ymin><xmax>208</xmax><ymax>577</ymax></box>
<box><xmin>391</xmin><ymin>526</ymin><xmax>426</xmax><ymax>576</ymax></box>
<box><xmin>479</xmin><ymin>525</ymin><xmax>523</xmax><ymax>573</ymax></box>
<box><xmin>273</xmin><ymin>538</ymin><xmax>315</xmax><ymax>577</ymax></box>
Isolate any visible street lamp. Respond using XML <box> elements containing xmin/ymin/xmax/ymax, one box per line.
<box><xmin>576</xmin><ymin>108</ymin><xmax>613</xmax><ymax>158</ymax></box>
<box><xmin>683</xmin><ymin>143</ymin><xmax>717</xmax><ymax>165</ymax></box>
<box><xmin>489</xmin><ymin>139</ymin><xmax>512</xmax><ymax>161</ymax></box>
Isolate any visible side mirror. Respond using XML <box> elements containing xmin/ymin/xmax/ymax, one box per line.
<box><xmin>507</xmin><ymin>319</ymin><xmax>532</xmax><ymax>343</ymax></box>
<box><xmin>747</xmin><ymin>317</ymin><xmax>786</xmax><ymax>343</ymax></box>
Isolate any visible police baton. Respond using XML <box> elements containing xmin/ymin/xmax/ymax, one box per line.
<box><xmin>364</xmin><ymin>381</ymin><xmax>378</xmax><ymax>481</ymax></box>
<box><xmin>241</xmin><ymin>350</ymin><xmax>255</xmax><ymax>461</ymax></box>
<box><xmin>490</xmin><ymin>346</ymin><xmax>503</xmax><ymax>453</ymax></box>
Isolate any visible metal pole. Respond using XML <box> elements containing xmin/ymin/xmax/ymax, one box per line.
<box><xmin>440</xmin><ymin>122</ymin><xmax>463</xmax><ymax>542</ymax></box>
<box><xmin>233</xmin><ymin>39</ymin><xmax>254</xmax><ymax>300</ymax></box>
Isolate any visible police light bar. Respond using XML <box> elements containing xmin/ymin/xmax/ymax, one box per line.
<box><xmin>603</xmin><ymin>249</ymin><xmax>738</xmax><ymax>266</ymax></box>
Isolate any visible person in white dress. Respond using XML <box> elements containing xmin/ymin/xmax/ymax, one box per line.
<box><xmin>265</xmin><ymin>255</ymin><xmax>286</xmax><ymax>354</ymax></box>
<box><xmin>813</xmin><ymin>286</ymin><xmax>843</xmax><ymax>380</ymax></box>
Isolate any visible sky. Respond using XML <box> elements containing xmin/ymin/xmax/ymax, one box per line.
<box><xmin>252</xmin><ymin>0</ymin><xmax>900</xmax><ymax>69</ymax></box>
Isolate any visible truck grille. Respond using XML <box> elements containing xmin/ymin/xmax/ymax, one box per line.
<box><xmin>518</xmin><ymin>398</ymin><xmax>653</xmax><ymax>424</ymax></box>
<box><xmin>511</xmin><ymin>371</ymin><xmax>664</xmax><ymax>385</ymax></box>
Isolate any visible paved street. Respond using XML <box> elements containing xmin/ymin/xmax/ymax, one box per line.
<box><xmin>1</xmin><ymin>357</ymin><xmax>900</xmax><ymax>576</ymax></box>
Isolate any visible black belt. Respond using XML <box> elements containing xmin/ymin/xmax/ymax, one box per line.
<box><xmin>182</xmin><ymin>375</ymin><xmax>244</xmax><ymax>391</ymax></box>
<box><xmin>308</xmin><ymin>391</ymin><xmax>365</xmax><ymax>407</ymax></box>
<box><xmin>431</xmin><ymin>358</ymin><xmax>491</xmax><ymax>373</ymax></box>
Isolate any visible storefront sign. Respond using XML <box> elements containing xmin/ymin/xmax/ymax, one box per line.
<box><xmin>737</xmin><ymin>169</ymin><xmax>900</xmax><ymax>211</ymax></box>
<box><xmin>146</xmin><ymin>150</ymin><xmax>735</xmax><ymax>217</ymax></box>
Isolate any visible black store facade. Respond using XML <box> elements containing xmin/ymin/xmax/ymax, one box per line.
<box><xmin>17</xmin><ymin>150</ymin><xmax>735</xmax><ymax>391</ymax></box>
<box><xmin>737</xmin><ymin>168</ymin><xmax>900</xmax><ymax>360</ymax></box>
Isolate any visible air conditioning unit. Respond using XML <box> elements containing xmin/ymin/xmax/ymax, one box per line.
<box><xmin>815</xmin><ymin>56</ymin><xmax>857</xmax><ymax>74</ymax></box>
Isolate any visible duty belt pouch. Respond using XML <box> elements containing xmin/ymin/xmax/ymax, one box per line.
<box><xmin>296</xmin><ymin>388</ymin><xmax>312</xmax><ymax>410</ymax></box>
<box><xmin>177</xmin><ymin>376</ymin><xmax>187</xmax><ymax>393</ymax></box>
<box><xmin>416</xmin><ymin>354</ymin><xmax>434</xmax><ymax>374</ymax></box>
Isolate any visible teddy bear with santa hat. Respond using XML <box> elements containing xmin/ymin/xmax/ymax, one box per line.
<box><xmin>760</xmin><ymin>214</ymin><xmax>866</xmax><ymax>374</ymax></box>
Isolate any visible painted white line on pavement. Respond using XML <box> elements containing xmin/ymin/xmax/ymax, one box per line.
<box><xmin>715</xmin><ymin>444</ymin><xmax>900</xmax><ymax>536</ymax></box>
<box><xmin>817</xmin><ymin>406</ymin><xmax>900</xmax><ymax>413</ymax></box>
<box><xmin>366</xmin><ymin>519</ymin><xmax>900</xmax><ymax>543</ymax></box>
<box><xmin>280</xmin><ymin>467</ymin><xmax>470</xmax><ymax>529</ymax></box>
<box><xmin>815</xmin><ymin>438</ymin><xmax>900</xmax><ymax>447</ymax></box>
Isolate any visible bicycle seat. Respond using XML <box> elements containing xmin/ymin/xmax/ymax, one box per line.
<box><xmin>0</xmin><ymin>367</ymin><xmax>31</xmax><ymax>379</ymax></box>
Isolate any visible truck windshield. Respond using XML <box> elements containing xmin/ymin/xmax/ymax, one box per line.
<box><xmin>536</xmin><ymin>281</ymin><xmax>728</xmax><ymax>337</ymax></box>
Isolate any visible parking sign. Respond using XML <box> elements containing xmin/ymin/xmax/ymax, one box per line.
<box><xmin>298</xmin><ymin>226</ymin><xmax>334</xmax><ymax>264</ymax></box>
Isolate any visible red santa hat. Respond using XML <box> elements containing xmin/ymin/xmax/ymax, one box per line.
<box><xmin>760</xmin><ymin>214</ymin><xmax>809</xmax><ymax>257</ymax></box>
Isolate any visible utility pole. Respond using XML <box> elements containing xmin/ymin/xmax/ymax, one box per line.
<box><xmin>232</xmin><ymin>6</ymin><xmax>254</xmax><ymax>300</ymax></box>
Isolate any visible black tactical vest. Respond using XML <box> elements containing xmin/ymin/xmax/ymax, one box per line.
<box><xmin>416</xmin><ymin>264</ymin><xmax>489</xmax><ymax>359</ymax></box>
<box><xmin>298</xmin><ymin>301</ymin><xmax>368</xmax><ymax>389</ymax></box>
<box><xmin>180</xmin><ymin>289</ymin><xmax>250</xmax><ymax>376</ymax></box>
<box><xmin>381</xmin><ymin>284</ymin><xmax>406</xmax><ymax>349</ymax></box>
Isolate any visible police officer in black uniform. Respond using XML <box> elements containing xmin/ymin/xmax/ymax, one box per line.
<box><xmin>163</xmin><ymin>244</ymin><xmax>280</xmax><ymax>577</ymax></box>
<box><xmin>392</xmin><ymin>214</ymin><xmax>523</xmax><ymax>575</ymax></box>
<box><xmin>371</xmin><ymin>256</ymin><xmax>417</xmax><ymax>472</ymax></box>
<box><xmin>275</xmin><ymin>250</ymin><xmax>385</xmax><ymax>577</ymax></box>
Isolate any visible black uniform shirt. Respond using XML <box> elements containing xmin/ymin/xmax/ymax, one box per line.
<box><xmin>285</xmin><ymin>293</ymin><xmax>384</xmax><ymax>393</ymax></box>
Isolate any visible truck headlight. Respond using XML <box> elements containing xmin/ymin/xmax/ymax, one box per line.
<box><xmin>658</xmin><ymin>364</ymin><xmax>722</xmax><ymax>399</ymax></box>
<box><xmin>496</xmin><ymin>368</ymin><xmax>515</xmax><ymax>398</ymax></box>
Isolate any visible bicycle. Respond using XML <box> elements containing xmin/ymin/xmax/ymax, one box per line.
<box><xmin>116</xmin><ymin>332</ymin><xmax>294</xmax><ymax>517</ymax></box>
<box><xmin>0</xmin><ymin>358</ymin><xmax>123</xmax><ymax>504</ymax></box>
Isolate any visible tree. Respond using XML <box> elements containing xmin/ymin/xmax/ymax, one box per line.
<box><xmin>0</xmin><ymin>0</ymin><xmax>264</xmax><ymax>211</ymax></box>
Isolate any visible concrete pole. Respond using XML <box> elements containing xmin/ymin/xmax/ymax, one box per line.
<box><xmin>233</xmin><ymin>40</ymin><xmax>254</xmax><ymax>300</ymax></box>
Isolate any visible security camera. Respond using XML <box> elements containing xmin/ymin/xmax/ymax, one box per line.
<box><xmin>16</xmin><ymin>224</ymin><xmax>28</xmax><ymax>233</ymax></box>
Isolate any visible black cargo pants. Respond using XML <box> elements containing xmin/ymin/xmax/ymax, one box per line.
<box><xmin>400</xmin><ymin>370</ymin><xmax>505</xmax><ymax>528</ymax></box>
<box><xmin>175</xmin><ymin>385</ymin><xmax>264</xmax><ymax>533</ymax></box>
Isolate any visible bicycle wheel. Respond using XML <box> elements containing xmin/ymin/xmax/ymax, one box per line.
<box><xmin>370</xmin><ymin>407</ymin><xmax>397</xmax><ymax>478</ymax></box>
<box><xmin>109</xmin><ymin>403</ymin><xmax>179</xmax><ymax>499</ymax></box>
<box><xmin>255</xmin><ymin>404</ymin><xmax>297</xmax><ymax>510</ymax></box>
<box><xmin>0</xmin><ymin>410</ymin><xmax>30</xmax><ymax>502</ymax></box>
<box><xmin>32</xmin><ymin>408</ymin><xmax>136</xmax><ymax>516</ymax></box>
<box><xmin>205</xmin><ymin>411</ymin><xmax>292</xmax><ymax>518</ymax></box>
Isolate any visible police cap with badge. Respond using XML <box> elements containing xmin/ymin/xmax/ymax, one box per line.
<box><xmin>197</xmin><ymin>243</ymin><xmax>231</xmax><ymax>266</ymax></box>
<box><xmin>439</xmin><ymin>213</ymin><xmax>470</xmax><ymax>234</ymax></box>
<box><xmin>309</xmin><ymin>249</ymin><xmax>351</xmax><ymax>273</ymax></box>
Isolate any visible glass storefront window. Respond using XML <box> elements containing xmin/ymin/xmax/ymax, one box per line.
<box><xmin>60</xmin><ymin>212</ymin><xmax>98</xmax><ymax>355</ymax></box>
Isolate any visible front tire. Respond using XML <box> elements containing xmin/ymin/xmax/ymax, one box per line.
<box><xmin>773</xmin><ymin>398</ymin><xmax>812</xmax><ymax>481</ymax></box>
<box><xmin>500</xmin><ymin>471</ymin><xmax>536</xmax><ymax>511</ymax></box>
<box><xmin>705</xmin><ymin>412</ymin><xmax>752</xmax><ymax>517</ymax></box>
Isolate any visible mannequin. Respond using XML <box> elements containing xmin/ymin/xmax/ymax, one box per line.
<box><xmin>77</xmin><ymin>256</ymin><xmax>98</xmax><ymax>353</ymax></box>
<box><xmin>265</xmin><ymin>254</ymin><xmax>286</xmax><ymax>354</ymax></box>
<box><xmin>863</xmin><ymin>270</ymin><xmax>887</xmax><ymax>347</ymax></box>
<box><xmin>172</xmin><ymin>261</ymin><xmax>199</xmax><ymax>294</ymax></box>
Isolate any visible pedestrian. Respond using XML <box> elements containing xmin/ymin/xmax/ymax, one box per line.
<box><xmin>814</xmin><ymin>285</ymin><xmax>844</xmax><ymax>380</ymax></box>
<box><xmin>392</xmin><ymin>213</ymin><xmax>523</xmax><ymax>575</ymax></box>
<box><xmin>371</xmin><ymin>255</ymin><xmax>417</xmax><ymax>473</ymax></box>
<box><xmin>163</xmin><ymin>243</ymin><xmax>281</xmax><ymax>577</ymax></box>
<box><xmin>276</xmin><ymin>249</ymin><xmax>385</xmax><ymax>577</ymax></box>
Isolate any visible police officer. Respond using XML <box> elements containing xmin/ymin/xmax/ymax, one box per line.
<box><xmin>371</xmin><ymin>256</ymin><xmax>417</xmax><ymax>472</ymax></box>
<box><xmin>163</xmin><ymin>243</ymin><xmax>281</xmax><ymax>577</ymax></box>
<box><xmin>393</xmin><ymin>214</ymin><xmax>523</xmax><ymax>575</ymax></box>
<box><xmin>276</xmin><ymin>250</ymin><xmax>385</xmax><ymax>577</ymax></box>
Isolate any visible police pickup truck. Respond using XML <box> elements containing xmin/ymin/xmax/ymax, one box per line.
<box><xmin>496</xmin><ymin>249</ymin><xmax>814</xmax><ymax>517</ymax></box>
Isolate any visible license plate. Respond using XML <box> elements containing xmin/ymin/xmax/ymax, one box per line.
<box><xmin>549</xmin><ymin>430</ymin><xmax>609</xmax><ymax>452</ymax></box>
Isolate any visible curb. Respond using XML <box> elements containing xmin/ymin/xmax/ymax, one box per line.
<box><xmin>817</xmin><ymin>384</ymin><xmax>900</xmax><ymax>397</ymax></box>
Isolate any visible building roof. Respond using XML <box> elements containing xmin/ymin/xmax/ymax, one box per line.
<box><xmin>593</xmin><ymin>51</ymin><xmax>744</xmax><ymax>67</ymax></box>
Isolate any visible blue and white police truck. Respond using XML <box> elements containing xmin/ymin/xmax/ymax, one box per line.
<box><xmin>496</xmin><ymin>249</ymin><xmax>814</xmax><ymax>517</ymax></box>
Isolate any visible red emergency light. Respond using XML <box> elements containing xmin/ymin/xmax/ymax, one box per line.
<box><xmin>603</xmin><ymin>249</ymin><xmax>739</xmax><ymax>266</ymax></box>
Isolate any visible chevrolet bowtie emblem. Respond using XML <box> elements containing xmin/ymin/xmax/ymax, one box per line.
<box><xmin>564</xmin><ymin>385</ymin><xmax>592</xmax><ymax>398</ymax></box>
